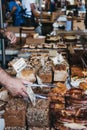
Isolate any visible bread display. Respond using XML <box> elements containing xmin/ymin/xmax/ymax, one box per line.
<box><xmin>53</xmin><ymin>64</ymin><xmax>68</xmax><ymax>81</ymax></box>
<box><xmin>79</xmin><ymin>82</ymin><xmax>87</xmax><ymax>90</ymax></box>
<box><xmin>71</xmin><ymin>66</ymin><xmax>85</xmax><ymax>78</ymax></box>
<box><xmin>26</xmin><ymin>99</ymin><xmax>50</xmax><ymax>127</ymax></box>
<box><xmin>8</xmin><ymin>58</ymin><xmax>19</xmax><ymax>67</ymax></box>
<box><xmin>28</xmin><ymin>44</ymin><xmax>36</xmax><ymax>49</ymax></box>
<box><xmin>5</xmin><ymin>30</ymin><xmax>87</xmax><ymax>130</ymax></box>
<box><xmin>52</xmin><ymin>42</ymin><xmax>66</xmax><ymax>49</ymax></box>
<box><xmin>16</xmin><ymin>68</ymin><xmax>36</xmax><ymax>82</ymax></box>
<box><xmin>32</xmin><ymin>85</ymin><xmax>51</xmax><ymax>95</ymax></box>
<box><xmin>5</xmin><ymin>68</ymin><xmax>17</xmax><ymax>76</ymax></box>
<box><xmin>63</xmin><ymin>35</ymin><xmax>77</xmax><ymax>42</ymax></box>
<box><xmin>44</xmin><ymin>43</ymin><xmax>53</xmax><ymax>48</ymax></box>
<box><xmin>46</xmin><ymin>35</ymin><xmax>61</xmax><ymax>42</ymax></box>
<box><xmin>37</xmin><ymin>43</ymin><xmax>44</xmax><ymax>48</ymax></box>
<box><xmin>49</xmin><ymin>87</ymin><xmax>87</xmax><ymax>129</ymax></box>
<box><xmin>4</xmin><ymin>98</ymin><xmax>27</xmax><ymax>127</ymax></box>
<box><xmin>38</xmin><ymin>67</ymin><xmax>53</xmax><ymax>83</ymax></box>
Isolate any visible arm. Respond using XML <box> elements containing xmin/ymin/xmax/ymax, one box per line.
<box><xmin>30</xmin><ymin>3</ymin><xmax>51</xmax><ymax>19</ymax></box>
<box><xmin>0</xmin><ymin>28</ymin><xmax>17</xmax><ymax>44</ymax></box>
<box><xmin>30</xmin><ymin>3</ymin><xmax>40</xmax><ymax>17</ymax></box>
<box><xmin>0</xmin><ymin>67</ymin><xmax>31</xmax><ymax>97</ymax></box>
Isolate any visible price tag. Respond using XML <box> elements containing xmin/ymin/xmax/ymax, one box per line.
<box><xmin>26</xmin><ymin>86</ymin><xmax>36</xmax><ymax>106</ymax></box>
<box><xmin>49</xmin><ymin>50</ymin><xmax>57</xmax><ymax>57</ymax></box>
<box><xmin>12</xmin><ymin>58</ymin><xmax>27</xmax><ymax>73</ymax></box>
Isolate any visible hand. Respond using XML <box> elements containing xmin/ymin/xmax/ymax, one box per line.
<box><xmin>5</xmin><ymin>77</ymin><xmax>32</xmax><ymax>97</ymax></box>
<box><xmin>0</xmin><ymin>68</ymin><xmax>32</xmax><ymax>97</ymax></box>
<box><xmin>5</xmin><ymin>31</ymin><xmax>17</xmax><ymax>44</ymax></box>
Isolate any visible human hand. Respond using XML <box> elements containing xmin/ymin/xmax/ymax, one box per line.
<box><xmin>5</xmin><ymin>31</ymin><xmax>17</xmax><ymax>44</ymax></box>
<box><xmin>0</xmin><ymin>68</ymin><xmax>33</xmax><ymax>97</ymax></box>
<box><xmin>5</xmin><ymin>77</ymin><xmax>32</xmax><ymax>97</ymax></box>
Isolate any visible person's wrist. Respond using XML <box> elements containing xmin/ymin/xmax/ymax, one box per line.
<box><xmin>0</xmin><ymin>68</ymin><xmax>12</xmax><ymax>88</ymax></box>
<box><xmin>0</xmin><ymin>28</ymin><xmax>6</xmax><ymax>33</ymax></box>
<box><xmin>0</xmin><ymin>28</ymin><xmax>7</xmax><ymax>37</ymax></box>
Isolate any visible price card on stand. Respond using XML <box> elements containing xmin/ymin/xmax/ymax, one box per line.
<box><xmin>12</xmin><ymin>58</ymin><xmax>27</xmax><ymax>73</ymax></box>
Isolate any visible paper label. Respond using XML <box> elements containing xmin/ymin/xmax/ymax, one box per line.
<box><xmin>26</xmin><ymin>86</ymin><xmax>36</xmax><ymax>106</ymax></box>
<box><xmin>49</xmin><ymin>50</ymin><xmax>57</xmax><ymax>57</ymax></box>
<box><xmin>12</xmin><ymin>58</ymin><xmax>27</xmax><ymax>73</ymax></box>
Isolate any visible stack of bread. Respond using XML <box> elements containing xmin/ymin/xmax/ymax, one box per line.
<box><xmin>27</xmin><ymin>99</ymin><xmax>50</xmax><ymax>129</ymax></box>
<box><xmin>38</xmin><ymin>66</ymin><xmax>53</xmax><ymax>83</ymax></box>
<box><xmin>49</xmin><ymin>82</ymin><xmax>87</xmax><ymax>129</ymax></box>
<box><xmin>53</xmin><ymin>63</ymin><xmax>67</xmax><ymax>81</ymax></box>
<box><xmin>37</xmin><ymin>55</ymin><xmax>53</xmax><ymax>83</ymax></box>
<box><xmin>71</xmin><ymin>66</ymin><xmax>86</xmax><ymax>78</ymax></box>
<box><xmin>4</xmin><ymin>98</ymin><xmax>27</xmax><ymax>129</ymax></box>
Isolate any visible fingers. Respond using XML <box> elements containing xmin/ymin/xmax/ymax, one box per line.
<box><xmin>18</xmin><ymin>87</ymin><xmax>28</xmax><ymax>98</ymax></box>
<box><xmin>6</xmin><ymin>32</ymin><xmax>17</xmax><ymax>44</ymax></box>
<box><xmin>21</xmin><ymin>79</ymin><xmax>33</xmax><ymax>86</ymax></box>
<box><xmin>21</xmin><ymin>91</ymin><xmax>28</xmax><ymax>97</ymax></box>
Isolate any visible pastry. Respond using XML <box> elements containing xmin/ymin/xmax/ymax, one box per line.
<box><xmin>29</xmin><ymin>44</ymin><xmax>36</xmax><ymax>49</ymax></box>
<box><xmin>79</xmin><ymin>82</ymin><xmax>87</xmax><ymax>90</ymax></box>
<box><xmin>16</xmin><ymin>68</ymin><xmax>36</xmax><ymax>82</ymax></box>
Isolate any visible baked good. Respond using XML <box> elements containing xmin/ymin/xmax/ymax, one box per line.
<box><xmin>46</xmin><ymin>36</ymin><xmax>61</xmax><ymax>42</ymax></box>
<box><xmin>8</xmin><ymin>58</ymin><xmax>19</xmax><ymax>67</ymax></box>
<box><xmin>59</xmin><ymin>116</ymin><xmax>74</xmax><ymax>123</ymax></box>
<box><xmin>79</xmin><ymin>82</ymin><xmax>87</xmax><ymax>90</ymax></box>
<box><xmin>75</xmin><ymin>117</ymin><xmax>87</xmax><ymax>125</ymax></box>
<box><xmin>54</xmin><ymin>64</ymin><xmax>66</xmax><ymax>71</ymax></box>
<box><xmin>6</xmin><ymin>68</ymin><xmax>16</xmax><ymax>76</ymax></box>
<box><xmin>49</xmin><ymin>83</ymin><xmax>67</xmax><ymax>103</ymax></box>
<box><xmin>44</xmin><ymin>43</ymin><xmax>53</xmax><ymax>48</ymax></box>
<box><xmin>65</xmin><ymin>88</ymin><xmax>83</xmax><ymax>99</ymax></box>
<box><xmin>50</xmin><ymin>87</ymin><xmax>87</xmax><ymax>128</ymax></box>
<box><xmin>29</xmin><ymin>44</ymin><xmax>36</xmax><ymax>49</ymax></box>
<box><xmin>38</xmin><ymin>67</ymin><xmax>52</xmax><ymax>83</ymax></box>
<box><xmin>27</xmin><ymin>99</ymin><xmax>49</xmax><ymax>127</ymax></box>
<box><xmin>22</xmin><ymin>44</ymin><xmax>29</xmax><ymax>48</ymax></box>
<box><xmin>63</xmin><ymin>35</ymin><xmax>77</xmax><ymax>42</ymax></box>
<box><xmin>37</xmin><ymin>43</ymin><xmax>43</xmax><ymax>48</ymax></box>
<box><xmin>71</xmin><ymin>66</ymin><xmax>84</xmax><ymax>78</ymax></box>
<box><xmin>4</xmin><ymin>98</ymin><xmax>27</xmax><ymax>127</ymax></box>
<box><xmin>16</xmin><ymin>68</ymin><xmax>36</xmax><ymax>82</ymax></box>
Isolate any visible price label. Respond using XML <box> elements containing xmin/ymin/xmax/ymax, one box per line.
<box><xmin>12</xmin><ymin>58</ymin><xmax>27</xmax><ymax>73</ymax></box>
<box><xmin>49</xmin><ymin>50</ymin><xmax>57</xmax><ymax>57</ymax></box>
<box><xmin>26</xmin><ymin>86</ymin><xmax>36</xmax><ymax>106</ymax></box>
